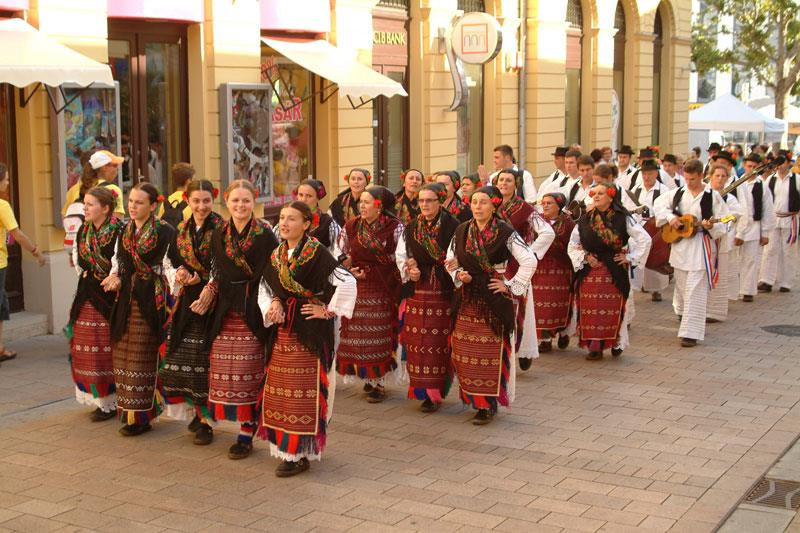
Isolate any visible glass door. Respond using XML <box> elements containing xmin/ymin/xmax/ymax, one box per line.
<box><xmin>372</xmin><ymin>67</ymin><xmax>408</xmax><ymax>191</ymax></box>
<box><xmin>108</xmin><ymin>22</ymin><xmax>188</xmax><ymax>198</ymax></box>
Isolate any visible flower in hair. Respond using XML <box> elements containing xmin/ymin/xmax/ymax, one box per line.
<box><xmin>317</xmin><ymin>183</ymin><xmax>327</xmax><ymax>199</ymax></box>
<box><xmin>182</xmin><ymin>191</ymin><xmax>188</xmax><ymax>201</ymax></box>
<box><xmin>400</xmin><ymin>171</ymin><xmax>407</xmax><ymax>181</ymax></box>
<box><xmin>156</xmin><ymin>194</ymin><xmax>165</xmax><ymax>203</ymax></box>
<box><xmin>343</xmin><ymin>174</ymin><xmax>350</xmax><ymax>183</ymax></box>
<box><xmin>491</xmin><ymin>196</ymin><xmax>502</xmax><ymax>206</ymax></box>
<box><xmin>253</xmin><ymin>189</ymin><xmax>260</xmax><ymax>199</ymax></box>
<box><xmin>373</xmin><ymin>199</ymin><xmax>382</xmax><ymax>209</ymax></box>
<box><xmin>588</xmin><ymin>189</ymin><xmax>596</xmax><ymax>198</ymax></box>
<box><xmin>607</xmin><ymin>187</ymin><xmax>617</xmax><ymax>198</ymax></box>
<box><xmin>110</xmin><ymin>189</ymin><xmax>119</xmax><ymax>198</ymax></box>
<box><xmin>212</xmin><ymin>187</ymin><xmax>219</xmax><ymax>199</ymax></box>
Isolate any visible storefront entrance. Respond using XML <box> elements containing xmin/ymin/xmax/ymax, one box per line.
<box><xmin>0</xmin><ymin>84</ymin><xmax>21</xmax><ymax>311</ymax></box>
<box><xmin>108</xmin><ymin>21</ymin><xmax>188</xmax><ymax>196</ymax></box>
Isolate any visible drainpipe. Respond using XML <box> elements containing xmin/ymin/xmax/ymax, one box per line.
<box><xmin>518</xmin><ymin>0</ymin><xmax>527</xmax><ymax>171</ymax></box>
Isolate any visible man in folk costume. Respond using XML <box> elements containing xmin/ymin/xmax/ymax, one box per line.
<box><xmin>630</xmin><ymin>159</ymin><xmax>669</xmax><ymax>302</ymax></box>
<box><xmin>759</xmin><ymin>151</ymin><xmax>800</xmax><ymax>293</ymax></box>
<box><xmin>560</xmin><ymin>155</ymin><xmax>596</xmax><ymax>207</ymax></box>
<box><xmin>618</xmin><ymin>148</ymin><xmax>653</xmax><ymax>191</ymax></box>
<box><xmin>478</xmin><ymin>144</ymin><xmax>537</xmax><ymax>203</ymax></box>
<box><xmin>395</xmin><ymin>183</ymin><xmax>460</xmax><ymax>412</ymax></box>
<box><xmin>533</xmin><ymin>192</ymin><xmax>576</xmax><ymax>353</ymax></box>
<box><xmin>653</xmin><ymin>159</ymin><xmax>729</xmax><ymax>347</ymax></box>
<box><xmin>704</xmin><ymin>142</ymin><xmax>722</xmax><ymax>176</ymax></box>
<box><xmin>567</xmin><ymin>184</ymin><xmax>651</xmax><ymax>360</ymax></box>
<box><xmin>661</xmin><ymin>153</ymin><xmax>682</xmax><ymax>189</ymax></box>
<box><xmin>536</xmin><ymin>146</ymin><xmax>569</xmax><ymax>201</ymax></box>
<box><xmin>735</xmin><ymin>153</ymin><xmax>775</xmax><ymax>302</ymax></box>
<box><xmin>615</xmin><ymin>145</ymin><xmax>637</xmax><ymax>180</ymax></box>
<box><xmin>705</xmin><ymin>164</ymin><xmax>747</xmax><ymax>323</ymax></box>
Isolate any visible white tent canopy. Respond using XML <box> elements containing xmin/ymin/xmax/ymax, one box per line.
<box><xmin>262</xmin><ymin>36</ymin><xmax>407</xmax><ymax>101</ymax></box>
<box><xmin>689</xmin><ymin>93</ymin><xmax>786</xmax><ymax>134</ymax></box>
<box><xmin>753</xmin><ymin>103</ymin><xmax>800</xmax><ymax>123</ymax></box>
<box><xmin>0</xmin><ymin>18</ymin><xmax>113</xmax><ymax>88</ymax></box>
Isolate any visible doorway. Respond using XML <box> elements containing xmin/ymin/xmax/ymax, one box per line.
<box><xmin>0</xmin><ymin>84</ymin><xmax>21</xmax><ymax>312</ymax></box>
<box><xmin>372</xmin><ymin>67</ymin><xmax>408</xmax><ymax>191</ymax></box>
<box><xmin>108</xmin><ymin>21</ymin><xmax>189</xmax><ymax>197</ymax></box>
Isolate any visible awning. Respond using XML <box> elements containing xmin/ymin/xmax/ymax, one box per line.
<box><xmin>261</xmin><ymin>36</ymin><xmax>407</xmax><ymax>109</ymax></box>
<box><xmin>0</xmin><ymin>18</ymin><xmax>114</xmax><ymax>88</ymax></box>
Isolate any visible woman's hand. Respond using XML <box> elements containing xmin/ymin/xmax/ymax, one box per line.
<box><xmin>189</xmin><ymin>286</ymin><xmax>215</xmax><ymax>315</ymax></box>
<box><xmin>184</xmin><ymin>272</ymin><xmax>201</xmax><ymax>286</ymax></box>
<box><xmin>457</xmin><ymin>271</ymin><xmax>472</xmax><ymax>284</ymax></box>
<box><xmin>350</xmin><ymin>266</ymin><xmax>366</xmax><ymax>280</ymax></box>
<box><xmin>445</xmin><ymin>258</ymin><xmax>459</xmax><ymax>272</ymax></box>
<box><xmin>101</xmin><ymin>274</ymin><xmax>121</xmax><ymax>292</ymax></box>
<box><xmin>586</xmin><ymin>254</ymin><xmax>600</xmax><ymax>268</ymax></box>
<box><xmin>342</xmin><ymin>256</ymin><xmax>353</xmax><ymax>269</ymax></box>
<box><xmin>266</xmin><ymin>300</ymin><xmax>285</xmax><ymax>324</ymax></box>
<box><xmin>701</xmin><ymin>218</ymin><xmax>714</xmax><ymax>230</ymax></box>
<box><xmin>613</xmin><ymin>253</ymin><xmax>629</xmax><ymax>266</ymax></box>
<box><xmin>488</xmin><ymin>278</ymin><xmax>508</xmax><ymax>294</ymax></box>
<box><xmin>301</xmin><ymin>303</ymin><xmax>328</xmax><ymax>320</ymax></box>
<box><xmin>175</xmin><ymin>267</ymin><xmax>190</xmax><ymax>285</ymax></box>
<box><xmin>408</xmin><ymin>266</ymin><xmax>421</xmax><ymax>282</ymax></box>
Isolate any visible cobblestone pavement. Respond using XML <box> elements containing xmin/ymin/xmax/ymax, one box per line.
<box><xmin>1</xmin><ymin>285</ymin><xmax>800</xmax><ymax>533</ymax></box>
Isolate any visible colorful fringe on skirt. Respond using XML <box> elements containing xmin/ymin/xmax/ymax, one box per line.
<box><xmin>257</xmin><ymin>327</ymin><xmax>329</xmax><ymax>461</ymax></box>
<box><xmin>71</xmin><ymin>301</ymin><xmax>116</xmax><ymax>412</ymax></box>
<box><xmin>208</xmin><ymin>311</ymin><xmax>265</xmax><ymax>423</ymax></box>
<box><xmin>112</xmin><ymin>300</ymin><xmax>162</xmax><ymax>424</ymax></box>
<box><xmin>159</xmin><ymin>317</ymin><xmax>211</xmax><ymax>421</ymax></box>
<box><xmin>450</xmin><ymin>298</ymin><xmax>511</xmax><ymax>414</ymax></box>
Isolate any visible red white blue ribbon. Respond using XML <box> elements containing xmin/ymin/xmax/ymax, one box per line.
<box><xmin>702</xmin><ymin>234</ymin><xmax>719</xmax><ymax>289</ymax></box>
<box><xmin>787</xmin><ymin>215</ymin><xmax>799</xmax><ymax>245</ymax></box>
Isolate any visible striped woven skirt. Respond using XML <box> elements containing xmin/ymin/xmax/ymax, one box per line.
<box><xmin>450</xmin><ymin>296</ymin><xmax>511</xmax><ymax>414</ymax></box>
<box><xmin>576</xmin><ymin>263</ymin><xmax>625</xmax><ymax>351</ymax></box>
<box><xmin>208</xmin><ymin>311</ymin><xmax>265</xmax><ymax>423</ymax></box>
<box><xmin>112</xmin><ymin>300</ymin><xmax>161</xmax><ymax>424</ymax></box>
<box><xmin>71</xmin><ymin>301</ymin><xmax>116</xmax><ymax>412</ymax></box>
<box><xmin>159</xmin><ymin>317</ymin><xmax>210</xmax><ymax>420</ymax></box>
<box><xmin>337</xmin><ymin>274</ymin><xmax>397</xmax><ymax>380</ymax></box>
<box><xmin>532</xmin><ymin>254</ymin><xmax>573</xmax><ymax>339</ymax></box>
<box><xmin>401</xmin><ymin>278</ymin><xmax>452</xmax><ymax>403</ymax></box>
<box><xmin>257</xmin><ymin>326</ymin><xmax>329</xmax><ymax>462</ymax></box>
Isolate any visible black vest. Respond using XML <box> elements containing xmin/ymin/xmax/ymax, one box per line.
<box><xmin>768</xmin><ymin>174</ymin><xmax>800</xmax><ymax>212</ymax></box>
<box><xmin>672</xmin><ymin>187</ymin><xmax>713</xmax><ymax>221</ymax></box>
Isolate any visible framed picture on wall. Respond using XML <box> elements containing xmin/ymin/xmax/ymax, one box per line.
<box><xmin>219</xmin><ymin>83</ymin><xmax>273</xmax><ymax>204</ymax></box>
<box><xmin>50</xmin><ymin>82</ymin><xmax>121</xmax><ymax>225</ymax></box>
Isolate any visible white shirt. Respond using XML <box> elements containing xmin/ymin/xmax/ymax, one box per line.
<box><xmin>536</xmin><ymin>169</ymin><xmax>566</xmax><ymax>201</ymax></box>
<box><xmin>489</xmin><ymin>165</ymin><xmax>537</xmax><ymax>203</ymax></box>
<box><xmin>765</xmin><ymin>172</ymin><xmax>800</xmax><ymax>229</ymax></box>
<box><xmin>528</xmin><ymin>213</ymin><xmax>556</xmax><ymax>260</ymax></box>
<box><xmin>739</xmin><ymin>178</ymin><xmax>776</xmax><ymax>241</ymax></box>
<box><xmin>719</xmin><ymin>193</ymin><xmax>746</xmax><ymax>253</ymax></box>
<box><xmin>630</xmin><ymin>180</ymin><xmax>666</xmax><ymax>211</ymax></box>
<box><xmin>653</xmin><ymin>185</ymin><xmax>729</xmax><ymax>271</ymax></box>
<box><xmin>566</xmin><ymin>214</ymin><xmax>652</xmax><ymax>272</ymax></box>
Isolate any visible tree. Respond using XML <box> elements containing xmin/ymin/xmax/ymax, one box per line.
<box><xmin>691</xmin><ymin>0</ymin><xmax>800</xmax><ymax>120</ymax></box>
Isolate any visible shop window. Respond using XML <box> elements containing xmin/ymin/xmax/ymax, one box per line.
<box><xmin>456</xmin><ymin>61</ymin><xmax>484</xmax><ymax>177</ymax></box>
<box><xmin>261</xmin><ymin>43</ymin><xmax>314</xmax><ymax>208</ymax></box>
<box><xmin>565</xmin><ymin>0</ymin><xmax>583</xmax><ymax>146</ymax></box>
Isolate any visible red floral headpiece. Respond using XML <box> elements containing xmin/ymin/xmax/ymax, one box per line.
<box><xmin>156</xmin><ymin>194</ymin><xmax>165</xmax><ymax>203</ymax></box>
<box><xmin>373</xmin><ymin>199</ymin><xmax>382</xmax><ymax>209</ymax></box>
<box><xmin>490</xmin><ymin>196</ymin><xmax>502</xmax><ymax>206</ymax></box>
<box><xmin>110</xmin><ymin>189</ymin><xmax>119</xmax><ymax>198</ymax></box>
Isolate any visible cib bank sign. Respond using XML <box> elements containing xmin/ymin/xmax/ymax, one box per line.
<box><xmin>451</xmin><ymin>12</ymin><xmax>502</xmax><ymax>64</ymax></box>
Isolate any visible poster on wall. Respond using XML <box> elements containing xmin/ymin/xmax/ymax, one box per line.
<box><xmin>50</xmin><ymin>82</ymin><xmax>121</xmax><ymax>224</ymax></box>
<box><xmin>219</xmin><ymin>83</ymin><xmax>273</xmax><ymax>203</ymax></box>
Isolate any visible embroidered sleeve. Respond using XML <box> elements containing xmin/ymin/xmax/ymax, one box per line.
<box><xmin>335</xmin><ymin>226</ymin><xmax>350</xmax><ymax>260</ymax></box>
<box><xmin>395</xmin><ymin>231</ymin><xmax>409</xmax><ymax>283</ymax></box>
<box><xmin>505</xmin><ymin>233</ymin><xmax>536</xmax><ymax>296</ymax></box>
<box><xmin>523</xmin><ymin>171</ymin><xmax>537</xmax><ymax>203</ymax></box>
<box><xmin>567</xmin><ymin>225</ymin><xmax>586</xmax><ymax>271</ymax></box>
<box><xmin>446</xmin><ymin>236</ymin><xmax>462</xmax><ymax>287</ymax></box>
<box><xmin>162</xmin><ymin>248</ymin><xmax>178</xmax><ymax>295</ymax></box>
<box><xmin>328</xmin><ymin>219</ymin><xmax>341</xmax><ymax>254</ymax></box>
<box><xmin>257</xmin><ymin>277</ymin><xmax>272</xmax><ymax>326</ymax></box>
<box><xmin>626</xmin><ymin>217</ymin><xmax>652</xmax><ymax>268</ymax></box>
<box><xmin>71</xmin><ymin>242</ymin><xmax>82</xmax><ymax>276</ymax></box>
<box><xmin>653</xmin><ymin>189</ymin><xmax>677</xmax><ymax>227</ymax></box>
<box><xmin>391</xmin><ymin>223</ymin><xmax>405</xmax><ymax>262</ymax></box>
<box><xmin>110</xmin><ymin>238</ymin><xmax>121</xmax><ymax>276</ymax></box>
<box><xmin>326</xmin><ymin>266</ymin><xmax>357</xmax><ymax>319</ymax></box>
<box><xmin>528</xmin><ymin>213</ymin><xmax>556</xmax><ymax>261</ymax></box>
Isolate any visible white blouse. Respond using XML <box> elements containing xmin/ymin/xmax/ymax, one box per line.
<box><xmin>567</xmin><ymin>214</ymin><xmax>652</xmax><ymax>272</ymax></box>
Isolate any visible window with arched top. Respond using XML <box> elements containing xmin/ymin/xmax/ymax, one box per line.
<box><xmin>565</xmin><ymin>0</ymin><xmax>583</xmax><ymax>145</ymax></box>
<box><xmin>613</xmin><ymin>1</ymin><xmax>626</xmax><ymax>148</ymax></box>
<box><xmin>652</xmin><ymin>8</ymin><xmax>663</xmax><ymax>145</ymax></box>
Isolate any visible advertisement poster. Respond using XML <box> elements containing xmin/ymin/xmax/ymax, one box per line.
<box><xmin>62</xmin><ymin>87</ymin><xmax>119</xmax><ymax>189</ymax></box>
<box><xmin>230</xmin><ymin>88</ymin><xmax>273</xmax><ymax>203</ymax></box>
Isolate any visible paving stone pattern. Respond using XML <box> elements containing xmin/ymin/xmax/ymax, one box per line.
<box><xmin>1</xmin><ymin>285</ymin><xmax>800</xmax><ymax>532</ymax></box>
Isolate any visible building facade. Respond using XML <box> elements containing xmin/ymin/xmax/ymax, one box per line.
<box><xmin>0</xmin><ymin>0</ymin><xmax>690</xmax><ymax>332</ymax></box>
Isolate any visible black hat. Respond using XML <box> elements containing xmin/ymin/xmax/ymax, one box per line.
<box><xmin>708</xmin><ymin>142</ymin><xmax>722</xmax><ymax>152</ymax></box>
<box><xmin>744</xmin><ymin>153</ymin><xmax>762</xmax><ymax>164</ymax></box>
<box><xmin>640</xmin><ymin>159</ymin><xmax>660</xmax><ymax>172</ymax></box>
<box><xmin>712</xmin><ymin>151</ymin><xmax>735</xmax><ymax>165</ymax></box>
<box><xmin>638</xmin><ymin>148</ymin><xmax>655</xmax><ymax>159</ymax></box>
<box><xmin>662</xmin><ymin>153</ymin><xmax>677</xmax><ymax>164</ymax></box>
<box><xmin>779</xmin><ymin>149</ymin><xmax>794</xmax><ymax>162</ymax></box>
<box><xmin>616</xmin><ymin>145</ymin><xmax>634</xmax><ymax>155</ymax></box>
<box><xmin>551</xmin><ymin>146</ymin><xmax>569</xmax><ymax>157</ymax></box>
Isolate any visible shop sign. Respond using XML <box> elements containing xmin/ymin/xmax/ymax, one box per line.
<box><xmin>373</xmin><ymin>31</ymin><xmax>406</xmax><ymax>46</ymax></box>
<box><xmin>451</xmin><ymin>12</ymin><xmax>502</xmax><ymax>65</ymax></box>
<box><xmin>272</xmin><ymin>97</ymin><xmax>304</xmax><ymax>123</ymax></box>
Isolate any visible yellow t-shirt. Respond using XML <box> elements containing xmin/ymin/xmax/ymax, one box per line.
<box><xmin>62</xmin><ymin>181</ymin><xmax>125</xmax><ymax>217</ymax></box>
<box><xmin>157</xmin><ymin>189</ymin><xmax>192</xmax><ymax>223</ymax></box>
<box><xmin>0</xmin><ymin>199</ymin><xmax>19</xmax><ymax>269</ymax></box>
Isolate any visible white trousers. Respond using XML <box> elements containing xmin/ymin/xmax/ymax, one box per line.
<box><xmin>759</xmin><ymin>227</ymin><xmax>799</xmax><ymax>289</ymax></box>
<box><xmin>738</xmin><ymin>240</ymin><xmax>764</xmax><ymax>296</ymax></box>
<box><xmin>643</xmin><ymin>268</ymin><xmax>669</xmax><ymax>292</ymax></box>
<box><xmin>727</xmin><ymin>247</ymin><xmax>739</xmax><ymax>301</ymax></box>
<box><xmin>673</xmin><ymin>268</ymin><xmax>709</xmax><ymax>341</ymax></box>
<box><xmin>706</xmin><ymin>251</ymin><xmax>729</xmax><ymax>321</ymax></box>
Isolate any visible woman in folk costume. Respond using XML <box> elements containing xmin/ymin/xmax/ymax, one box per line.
<box><xmin>495</xmin><ymin>168</ymin><xmax>555</xmax><ymax>370</ymax></box>
<box><xmin>706</xmin><ymin>165</ymin><xmax>747</xmax><ymax>322</ymax></box>
<box><xmin>435</xmin><ymin>170</ymin><xmax>473</xmax><ymax>223</ymax></box>
<box><xmin>159</xmin><ymin>180</ymin><xmax>224</xmax><ymax>445</ymax></box>
<box><xmin>395</xmin><ymin>183</ymin><xmax>459</xmax><ymax>413</ymax></box>
<box><xmin>105</xmin><ymin>183</ymin><xmax>175</xmax><ymax>436</ymax></box>
<box><xmin>446</xmin><ymin>185</ymin><xmax>536</xmax><ymax>425</ymax></box>
<box><xmin>395</xmin><ymin>169</ymin><xmax>423</xmax><ymax>226</ymax></box>
<box><xmin>258</xmin><ymin>201</ymin><xmax>356</xmax><ymax>477</ymax></box>
<box><xmin>329</xmin><ymin>168</ymin><xmax>371</xmax><ymax>228</ymax></box>
<box><xmin>292</xmin><ymin>178</ymin><xmax>340</xmax><ymax>253</ymax></box>
<box><xmin>337</xmin><ymin>185</ymin><xmax>403</xmax><ymax>403</ymax></box>
<box><xmin>568</xmin><ymin>184</ymin><xmax>650</xmax><ymax>361</ymax></box>
<box><xmin>68</xmin><ymin>187</ymin><xmax>124</xmax><ymax>421</ymax></box>
<box><xmin>195</xmin><ymin>179</ymin><xmax>278</xmax><ymax>460</ymax></box>
<box><xmin>533</xmin><ymin>192</ymin><xmax>576</xmax><ymax>353</ymax></box>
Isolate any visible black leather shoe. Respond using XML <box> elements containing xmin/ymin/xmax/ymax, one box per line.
<box><xmin>275</xmin><ymin>458</ymin><xmax>310</xmax><ymax>478</ymax></box>
<box><xmin>472</xmin><ymin>409</ymin><xmax>493</xmax><ymax>425</ymax></box>
<box><xmin>611</xmin><ymin>348</ymin><xmax>623</xmax><ymax>357</ymax></box>
<box><xmin>557</xmin><ymin>335</ymin><xmax>570</xmax><ymax>350</ymax></box>
<box><xmin>193</xmin><ymin>424</ymin><xmax>213</xmax><ymax>445</ymax></box>
<box><xmin>188</xmin><ymin>415</ymin><xmax>201</xmax><ymax>433</ymax></box>
<box><xmin>366</xmin><ymin>386</ymin><xmax>386</xmax><ymax>403</ymax></box>
<box><xmin>742</xmin><ymin>295</ymin><xmax>754</xmax><ymax>302</ymax></box>
<box><xmin>758</xmin><ymin>282</ymin><xmax>772</xmax><ymax>293</ymax></box>
<box><xmin>119</xmin><ymin>423</ymin><xmax>151</xmax><ymax>437</ymax></box>
<box><xmin>420</xmin><ymin>399</ymin><xmax>439</xmax><ymax>413</ymax></box>
<box><xmin>780</xmin><ymin>287</ymin><xmax>791</xmax><ymax>293</ymax></box>
<box><xmin>90</xmin><ymin>408</ymin><xmax>116</xmax><ymax>422</ymax></box>
<box><xmin>651</xmin><ymin>291</ymin><xmax>662</xmax><ymax>302</ymax></box>
<box><xmin>585</xmin><ymin>351</ymin><xmax>603</xmax><ymax>361</ymax></box>
<box><xmin>681</xmin><ymin>338</ymin><xmax>697</xmax><ymax>347</ymax></box>
<box><xmin>706</xmin><ymin>317</ymin><xmax>720</xmax><ymax>324</ymax></box>
<box><xmin>363</xmin><ymin>383</ymin><xmax>373</xmax><ymax>393</ymax></box>
<box><xmin>538</xmin><ymin>340</ymin><xmax>552</xmax><ymax>353</ymax></box>
<box><xmin>228</xmin><ymin>441</ymin><xmax>253</xmax><ymax>460</ymax></box>
<box><xmin>519</xmin><ymin>357</ymin><xmax>532</xmax><ymax>371</ymax></box>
